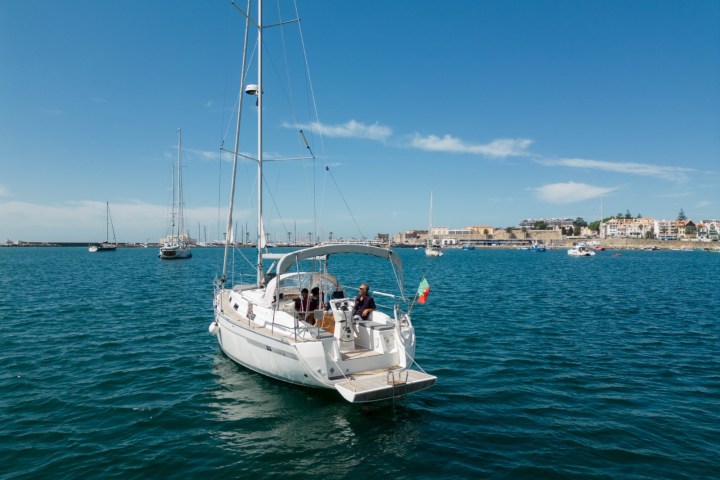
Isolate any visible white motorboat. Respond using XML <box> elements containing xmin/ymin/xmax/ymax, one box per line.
<box><xmin>568</xmin><ymin>242</ymin><xmax>596</xmax><ymax>256</ymax></box>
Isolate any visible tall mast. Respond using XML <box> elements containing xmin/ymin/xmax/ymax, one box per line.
<box><xmin>428</xmin><ymin>191</ymin><xmax>433</xmax><ymax>248</ymax></box>
<box><xmin>256</xmin><ymin>0</ymin><xmax>264</xmax><ymax>286</ymax></box>
<box><xmin>600</xmin><ymin>195</ymin><xmax>604</xmax><ymax>240</ymax></box>
<box><xmin>176</xmin><ymin>128</ymin><xmax>182</xmax><ymax>242</ymax></box>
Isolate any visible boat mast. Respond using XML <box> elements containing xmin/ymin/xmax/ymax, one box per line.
<box><xmin>427</xmin><ymin>191</ymin><xmax>433</xmax><ymax>248</ymax></box>
<box><xmin>106</xmin><ymin>201</ymin><xmax>110</xmax><ymax>243</ymax></box>
<box><xmin>176</xmin><ymin>128</ymin><xmax>181</xmax><ymax>243</ymax></box>
<box><xmin>256</xmin><ymin>0</ymin><xmax>264</xmax><ymax>286</ymax></box>
<box><xmin>600</xmin><ymin>195</ymin><xmax>604</xmax><ymax>240</ymax></box>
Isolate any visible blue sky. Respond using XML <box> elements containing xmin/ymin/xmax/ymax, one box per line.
<box><xmin>1</xmin><ymin>0</ymin><xmax>719</xmax><ymax>243</ymax></box>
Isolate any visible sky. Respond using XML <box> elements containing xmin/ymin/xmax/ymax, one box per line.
<box><xmin>1</xmin><ymin>0</ymin><xmax>719</xmax><ymax>243</ymax></box>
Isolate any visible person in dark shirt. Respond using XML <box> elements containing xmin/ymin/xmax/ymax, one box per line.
<box><xmin>352</xmin><ymin>283</ymin><xmax>376</xmax><ymax>321</ymax></box>
<box><xmin>309</xmin><ymin>287</ymin><xmax>321</xmax><ymax>310</ymax></box>
<box><xmin>295</xmin><ymin>288</ymin><xmax>309</xmax><ymax>320</ymax></box>
<box><xmin>306</xmin><ymin>287</ymin><xmax>321</xmax><ymax>325</ymax></box>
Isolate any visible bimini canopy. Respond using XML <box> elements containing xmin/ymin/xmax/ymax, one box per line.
<box><xmin>273</xmin><ymin>244</ymin><xmax>403</xmax><ymax>278</ymax></box>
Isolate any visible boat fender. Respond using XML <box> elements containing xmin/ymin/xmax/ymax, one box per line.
<box><xmin>208</xmin><ymin>321</ymin><xmax>220</xmax><ymax>335</ymax></box>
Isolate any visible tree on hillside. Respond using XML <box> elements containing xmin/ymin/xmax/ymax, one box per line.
<box><xmin>625</xmin><ymin>210</ymin><xmax>632</xmax><ymax>219</ymax></box>
<box><xmin>588</xmin><ymin>220</ymin><xmax>600</xmax><ymax>232</ymax></box>
<box><xmin>533</xmin><ymin>221</ymin><xmax>547</xmax><ymax>230</ymax></box>
<box><xmin>573</xmin><ymin>217</ymin><xmax>587</xmax><ymax>227</ymax></box>
<box><xmin>677</xmin><ymin>209</ymin><xmax>687</xmax><ymax>221</ymax></box>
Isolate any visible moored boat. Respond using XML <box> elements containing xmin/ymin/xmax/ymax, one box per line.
<box><xmin>568</xmin><ymin>242</ymin><xmax>596</xmax><ymax>256</ymax></box>
<box><xmin>88</xmin><ymin>202</ymin><xmax>117</xmax><ymax>252</ymax></box>
<box><xmin>208</xmin><ymin>0</ymin><xmax>435</xmax><ymax>403</ymax></box>
<box><xmin>159</xmin><ymin>129</ymin><xmax>192</xmax><ymax>260</ymax></box>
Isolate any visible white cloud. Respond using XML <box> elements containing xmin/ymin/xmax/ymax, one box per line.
<box><xmin>533</xmin><ymin>182</ymin><xmax>617</xmax><ymax>204</ymax></box>
<box><xmin>410</xmin><ymin>134</ymin><xmax>532</xmax><ymax>158</ymax></box>
<box><xmin>290</xmin><ymin>120</ymin><xmax>392</xmax><ymax>141</ymax></box>
<box><xmin>185</xmin><ymin>148</ymin><xmax>221</xmax><ymax>162</ymax></box>
<box><xmin>0</xmin><ymin>185</ymin><xmax>9</xmax><ymax>197</ymax></box>
<box><xmin>539</xmin><ymin>158</ymin><xmax>692</xmax><ymax>181</ymax></box>
<box><xmin>696</xmin><ymin>200</ymin><xmax>711</xmax><ymax>208</ymax></box>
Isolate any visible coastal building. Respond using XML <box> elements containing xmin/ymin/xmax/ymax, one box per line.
<box><xmin>602</xmin><ymin>217</ymin><xmax>656</xmax><ymax>239</ymax></box>
<box><xmin>655</xmin><ymin>219</ymin><xmax>696</xmax><ymax>240</ymax></box>
<box><xmin>697</xmin><ymin>220</ymin><xmax>720</xmax><ymax>241</ymax></box>
<box><xmin>393</xmin><ymin>229</ymin><xmax>427</xmax><ymax>244</ymax></box>
<box><xmin>391</xmin><ymin>215</ymin><xmax>717</xmax><ymax>246</ymax></box>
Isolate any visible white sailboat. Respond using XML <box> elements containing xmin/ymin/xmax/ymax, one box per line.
<box><xmin>425</xmin><ymin>192</ymin><xmax>443</xmax><ymax>257</ymax></box>
<box><xmin>159</xmin><ymin>128</ymin><xmax>192</xmax><ymax>260</ymax></box>
<box><xmin>88</xmin><ymin>202</ymin><xmax>117</xmax><ymax>252</ymax></box>
<box><xmin>208</xmin><ymin>0</ymin><xmax>435</xmax><ymax>403</ymax></box>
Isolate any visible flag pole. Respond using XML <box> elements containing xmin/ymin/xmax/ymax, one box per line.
<box><xmin>408</xmin><ymin>275</ymin><xmax>426</xmax><ymax>315</ymax></box>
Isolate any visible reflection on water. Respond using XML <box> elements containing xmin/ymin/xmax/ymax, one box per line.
<box><xmin>208</xmin><ymin>351</ymin><xmax>423</xmax><ymax>477</ymax></box>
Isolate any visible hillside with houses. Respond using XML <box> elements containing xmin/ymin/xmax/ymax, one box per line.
<box><xmin>393</xmin><ymin>209</ymin><xmax>720</xmax><ymax>248</ymax></box>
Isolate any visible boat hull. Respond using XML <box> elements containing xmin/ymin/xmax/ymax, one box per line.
<box><xmin>211</xmin><ymin>281</ymin><xmax>433</xmax><ymax>403</ymax></box>
<box><xmin>159</xmin><ymin>243</ymin><xmax>192</xmax><ymax>259</ymax></box>
<box><xmin>89</xmin><ymin>244</ymin><xmax>116</xmax><ymax>252</ymax></box>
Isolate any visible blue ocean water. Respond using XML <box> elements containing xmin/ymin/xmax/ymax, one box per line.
<box><xmin>1</xmin><ymin>246</ymin><xmax>718</xmax><ymax>479</ymax></box>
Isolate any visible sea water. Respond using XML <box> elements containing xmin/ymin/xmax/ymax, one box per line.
<box><xmin>0</xmin><ymin>246</ymin><xmax>718</xmax><ymax>479</ymax></box>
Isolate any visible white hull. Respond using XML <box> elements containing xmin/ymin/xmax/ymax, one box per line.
<box><xmin>210</xmin><ymin>245</ymin><xmax>436</xmax><ymax>403</ymax></box>
<box><xmin>567</xmin><ymin>243</ymin><xmax>596</xmax><ymax>256</ymax></box>
<box><xmin>212</xmin><ymin>288</ymin><xmax>435</xmax><ymax>403</ymax></box>
<box><xmin>424</xmin><ymin>247</ymin><xmax>443</xmax><ymax>257</ymax></box>
<box><xmin>159</xmin><ymin>243</ymin><xmax>192</xmax><ymax>259</ymax></box>
<box><xmin>88</xmin><ymin>244</ymin><xmax>116</xmax><ymax>253</ymax></box>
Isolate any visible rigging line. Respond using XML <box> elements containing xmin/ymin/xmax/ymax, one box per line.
<box><xmin>222</xmin><ymin>0</ymin><xmax>252</xmax><ymax>281</ymax></box>
<box><xmin>325</xmin><ymin>165</ymin><xmax>365</xmax><ymax>240</ymax></box>
<box><xmin>257</xmin><ymin>18</ymin><xmax>319</xmax><ymax>244</ymax></box>
<box><xmin>293</xmin><ymin>0</ymin><xmax>325</xmax><ymax>158</ymax></box>
<box><xmin>221</xmin><ymin>42</ymin><xmax>259</xmax><ymax>147</ymax></box>
<box><xmin>293</xmin><ymin>0</ymin><xmax>323</xmax><ymax>242</ymax></box>
<box><xmin>318</xmin><ymin>160</ymin><xmax>329</xmax><ymax>240</ymax></box>
<box><xmin>274</xmin><ymin>0</ymin><xmax>298</xmax><ymax>123</ymax></box>
<box><xmin>261</xmin><ymin>173</ymin><xmax>290</xmax><ymax>242</ymax></box>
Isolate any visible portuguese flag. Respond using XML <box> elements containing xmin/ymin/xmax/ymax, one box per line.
<box><xmin>417</xmin><ymin>277</ymin><xmax>430</xmax><ymax>304</ymax></box>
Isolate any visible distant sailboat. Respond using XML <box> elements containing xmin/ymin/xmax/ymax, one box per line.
<box><xmin>159</xmin><ymin>128</ymin><xmax>192</xmax><ymax>260</ymax></box>
<box><xmin>88</xmin><ymin>202</ymin><xmax>117</xmax><ymax>252</ymax></box>
<box><xmin>425</xmin><ymin>192</ymin><xmax>443</xmax><ymax>257</ymax></box>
